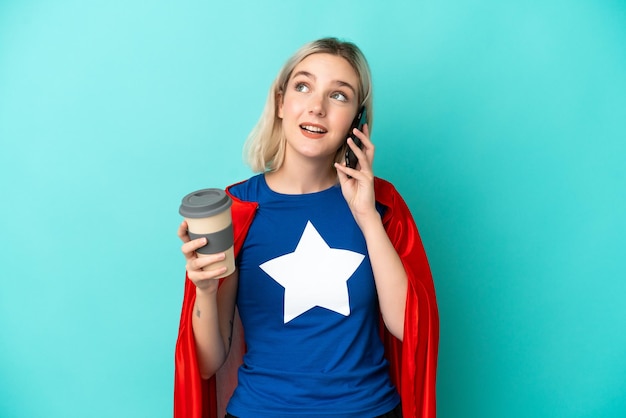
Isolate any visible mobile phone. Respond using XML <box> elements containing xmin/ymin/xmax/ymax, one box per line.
<box><xmin>344</xmin><ymin>106</ymin><xmax>367</xmax><ymax>169</ymax></box>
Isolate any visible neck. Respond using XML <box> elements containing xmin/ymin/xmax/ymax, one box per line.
<box><xmin>265</xmin><ymin>156</ymin><xmax>337</xmax><ymax>194</ymax></box>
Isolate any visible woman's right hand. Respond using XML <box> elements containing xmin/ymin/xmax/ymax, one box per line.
<box><xmin>178</xmin><ymin>220</ymin><xmax>228</xmax><ymax>291</ymax></box>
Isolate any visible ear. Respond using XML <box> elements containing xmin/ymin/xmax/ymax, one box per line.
<box><xmin>276</xmin><ymin>91</ymin><xmax>284</xmax><ymax>119</ymax></box>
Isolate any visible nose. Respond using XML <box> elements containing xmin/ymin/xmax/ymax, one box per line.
<box><xmin>308</xmin><ymin>94</ymin><xmax>326</xmax><ymax>117</ymax></box>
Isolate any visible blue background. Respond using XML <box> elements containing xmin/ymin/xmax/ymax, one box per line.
<box><xmin>1</xmin><ymin>1</ymin><xmax>625</xmax><ymax>417</ymax></box>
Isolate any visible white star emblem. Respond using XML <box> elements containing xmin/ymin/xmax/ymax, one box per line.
<box><xmin>259</xmin><ymin>221</ymin><xmax>365</xmax><ymax>323</ymax></box>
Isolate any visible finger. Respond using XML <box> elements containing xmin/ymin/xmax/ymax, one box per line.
<box><xmin>334</xmin><ymin>161</ymin><xmax>363</xmax><ymax>182</ymax></box>
<box><xmin>335</xmin><ymin>161</ymin><xmax>350</xmax><ymax>184</ymax></box>
<box><xmin>363</xmin><ymin>122</ymin><xmax>370</xmax><ymax>138</ymax></box>
<box><xmin>347</xmin><ymin>137</ymin><xmax>372</xmax><ymax>172</ymax></box>
<box><xmin>189</xmin><ymin>265</ymin><xmax>229</xmax><ymax>284</ymax></box>
<box><xmin>177</xmin><ymin>220</ymin><xmax>190</xmax><ymax>243</ymax></box>
<box><xmin>353</xmin><ymin>123</ymin><xmax>372</xmax><ymax>146</ymax></box>
<box><xmin>352</xmin><ymin>125</ymin><xmax>375</xmax><ymax>162</ymax></box>
<box><xmin>189</xmin><ymin>252</ymin><xmax>227</xmax><ymax>272</ymax></box>
<box><xmin>181</xmin><ymin>237</ymin><xmax>208</xmax><ymax>259</ymax></box>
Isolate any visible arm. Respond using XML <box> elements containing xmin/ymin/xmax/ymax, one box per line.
<box><xmin>191</xmin><ymin>271</ymin><xmax>238</xmax><ymax>379</ymax></box>
<box><xmin>335</xmin><ymin>124</ymin><xmax>407</xmax><ymax>340</ymax></box>
<box><xmin>178</xmin><ymin>221</ymin><xmax>238</xmax><ymax>379</ymax></box>
<box><xmin>358</xmin><ymin>213</ymin><xmax>407</xmax><ymax>340</ymax></box>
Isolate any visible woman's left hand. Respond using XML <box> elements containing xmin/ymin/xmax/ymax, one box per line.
<box><xmin>335</xmin><ymin>123</ymin><xmax>379</xmax><ymax>227</ymax></box>
<box><xmin>336</xmin><ymin>123</ymin><xmax>408</xmax><ymax>340</ymax></box>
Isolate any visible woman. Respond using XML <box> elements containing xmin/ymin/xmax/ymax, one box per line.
<box><xmin>175</xmin><ymin>37</ymin><xmax>439</xmax><ymax>418</ymax></box>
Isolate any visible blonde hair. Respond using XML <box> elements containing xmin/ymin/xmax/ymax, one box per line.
<box><xmin>244</xmin><ymin>37</ymin><xmax>374</xmax><ymax>172</ymax></box>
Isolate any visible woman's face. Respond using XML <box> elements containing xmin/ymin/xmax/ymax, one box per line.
<box><xmin>278</xmin><ymin>53</ymin><xmax>360</xmax><ymax>166</ymax></box>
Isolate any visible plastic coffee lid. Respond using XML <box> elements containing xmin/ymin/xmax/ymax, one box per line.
<box><xmin>179</xmin><ymin>188</ymin><xmax>232</xmax><ymax>218</ymax></box>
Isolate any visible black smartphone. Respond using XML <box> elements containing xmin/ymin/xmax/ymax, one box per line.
<box><xmin>344</xmin><ymin>106</ymin><xmax>367</xmax><ymax>169</ymax></box>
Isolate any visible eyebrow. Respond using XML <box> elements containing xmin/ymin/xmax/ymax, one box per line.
<box><xmin>292</xmin><ymin>71</ymin><xmax>357</xmax><ymax>96</ymax></box>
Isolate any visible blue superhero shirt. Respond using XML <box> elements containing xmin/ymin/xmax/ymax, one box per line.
<box><xmin>226</xmin><ymin>174</ymin><xmax>399</xmax><ymax>418</ymax></box>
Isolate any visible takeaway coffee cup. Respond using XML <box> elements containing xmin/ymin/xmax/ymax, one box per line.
<box><xmin>179</xmin><ymin>188</ymin><xmax>234</xmax><ymax>278</ymax></box>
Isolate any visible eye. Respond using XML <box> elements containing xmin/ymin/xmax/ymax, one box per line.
<box><xmin>331</xmin><ymin>91</ymin><xmax>348</xmax><ymax>102</ymax></box>
<box><xmin>295</xmin><ymin>82</ymin><xmax>309</xmax><ymax>93</ymax></box>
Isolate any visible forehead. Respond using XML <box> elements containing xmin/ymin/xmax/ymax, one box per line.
<box><xmin>291</xmin><ymin>53</ymin><xmax>359</xmax><ymax>85</ymax></box>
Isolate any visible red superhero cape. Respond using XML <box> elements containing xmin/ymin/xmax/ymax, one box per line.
<box><xmin>174</xmin><ymin>177</ymin><xmax>439</xmax><ymax>418</ymax></box>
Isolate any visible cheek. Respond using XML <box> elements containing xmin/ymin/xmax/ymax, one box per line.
<box><xmin>336</xmin><ymin>110</ymin><xmax>358</xmax><ymax>133</ymax></box>
<box><xmin>282</xmin><ymin>92</ymin><xmax>309</xmax><ymax>117</ymax></box>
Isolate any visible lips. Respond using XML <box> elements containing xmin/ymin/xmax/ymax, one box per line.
<box><xmin>299</xmin><ymin>123</ymin><xmax>328</xmax><ymax>138</ymax></box>
<box><xmin>300</xmin><ymin>124</ymin><xmax>327</xmax><ymax>133</ymax></box>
